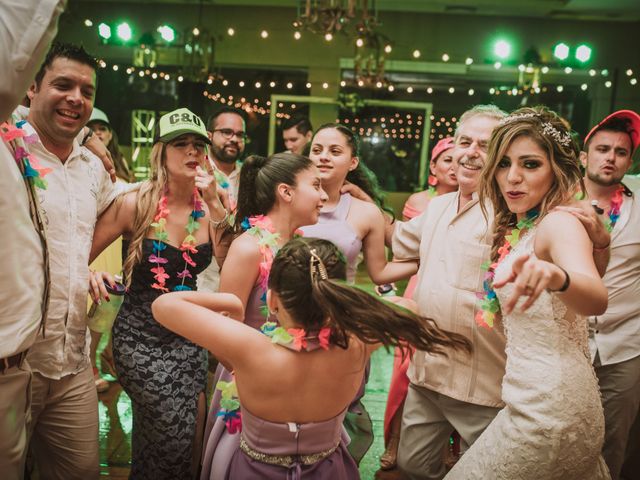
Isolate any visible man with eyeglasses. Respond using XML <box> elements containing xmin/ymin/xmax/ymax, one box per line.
<box><xmin>198</xmin><ymin>107</ymin><xmax>246</xmax><ymax>292</ymax></box>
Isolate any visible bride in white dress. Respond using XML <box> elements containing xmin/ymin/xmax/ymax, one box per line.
<box><xmin>446</xmin><ymin>107</ymin><xmax>611</xmax><ymax>479</ymax></box>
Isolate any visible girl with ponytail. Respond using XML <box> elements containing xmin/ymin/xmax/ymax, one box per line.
<box><xmin>199</xmin><ymin>152</ymin><xmax>328</xmax><ymax>479</ymax></box>
<box><xmin>152</xmin><ymin>237</ymin><xmax>470</xmax><ymax>479</ymax></box>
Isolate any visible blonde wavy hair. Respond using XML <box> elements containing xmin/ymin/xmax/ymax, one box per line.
<box><xmin>122</xmin><ymin>142</ymin><xmax>168</xmax><ymax>287</ymax></box>
<box><xmin>479</xmin><ymin>106</ymin><xmax>584</xmax><ymax>264</ymax></box>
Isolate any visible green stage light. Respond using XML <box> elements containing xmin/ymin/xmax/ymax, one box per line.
<box><xmin>116</xmin><ymin>22</ymin><xmax>133</xmax><ymax>42</ymax></box>
<box><xmin>494</xmin><ymin>39</ymin><xmax>512</xmax><ymax>59</ymax></box>
<box><xmin>157</xmin><ymin>25</ymin><xmax>175</xmax><ymax>42</ymax></box>
<box><xmin>98</xmin><ymin>23</ymin><xmax>111</xmax><ymax>40</ymax></box>
<box><xmin>575</xmin><ymin>44</ymin><xmax>592</xmax><ymax>63</ymax></box>
<box><xmin>553</xmin><ymin>42</ymin><xmax>570</xmax><ymax>61</ymax></box>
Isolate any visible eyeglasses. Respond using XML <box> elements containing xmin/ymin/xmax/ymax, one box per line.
<box><xmin>213</xmin><ymin>128</ymin><xmax>247</xmax><ymax>141</ymax></box>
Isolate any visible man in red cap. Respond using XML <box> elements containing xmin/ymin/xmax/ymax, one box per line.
<box><xmin>579</xmin><ymin>110</ymin><xmax>640</xmax><ymax>480</ymax></box>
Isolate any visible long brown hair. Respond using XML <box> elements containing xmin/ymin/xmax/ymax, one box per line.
<box><xmin>479</xmin><ymin>106</ymin><xmax>584</xmax><ymax>263</ymax></box>
<box><xmin>121</xmin><ymin>142</ymin><xmax>168</xmax><ymax>287</ymax></box>
<box><xmin>268</xmin><ymin>237</ymin><xmax>471</xmax><ymax>355</ymax></box>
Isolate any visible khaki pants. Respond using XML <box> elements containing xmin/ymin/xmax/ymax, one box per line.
<box><xmin>398</xmin><ymin>383</ymin><xmax>501</xmax><ymax>480</ymax></box>
<box><xmin>595</xmin><ymin>353</ymin><xmax>640</xmax><ymax>480</ymax></box>
<box><xmin>27</xmin><ymin>366</ymin><xmax>99</xmax><ymax>480</ymax></box>
<box><xmin>0</xmin><ymin>361</ymin><xmax>32</xmax><ymax>480</ymax></box>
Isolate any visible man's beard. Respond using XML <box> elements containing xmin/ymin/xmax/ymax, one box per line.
<box><xmin>211</xmin><ymin>143</ymin><xmax>241</xmax><ymax>164</ymax></box>
<box><xmin>587</xmin><ymin>170</ymin><xmax>624</xmax><ymax>187</ymax></box>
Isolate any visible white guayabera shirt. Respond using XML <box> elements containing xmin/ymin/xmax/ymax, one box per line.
<box><xmin>22</xmin><ymin>119</ymin><xmax>119</xmax><ymax>380</ymax></box>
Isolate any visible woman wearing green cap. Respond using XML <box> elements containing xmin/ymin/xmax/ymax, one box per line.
<box><xmin>89</xmin><ymin>108</ymin><xmax>229</xmax><ymax>479</ymax></box>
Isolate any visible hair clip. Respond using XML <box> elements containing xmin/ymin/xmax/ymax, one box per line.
<box><xmin>540</xmin><ymin>122</ymin><xmax>572</xmax><ymax>147</ymax></box>
<box><xmin>309</xmin><ymin>248</ymin><xmax>328</xmax><ymax>281</ymax></box>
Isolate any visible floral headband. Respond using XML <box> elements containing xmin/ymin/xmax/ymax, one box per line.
<box><xmin>498</xmin><ymin>112</ymin><xmax>572</xmax><ymax>147</ymax></box>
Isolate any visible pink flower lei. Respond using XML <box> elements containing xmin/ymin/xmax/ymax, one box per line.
<box><xmin>215</xmin><ymin>215</ymin><xmax>322</xmax><ymax>433</ymax></box>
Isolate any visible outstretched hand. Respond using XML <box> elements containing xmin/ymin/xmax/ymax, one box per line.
<box><xmin>493</xmin><ymin>254</ymin><xmax>562</xmax><ymax>315</ymax></box>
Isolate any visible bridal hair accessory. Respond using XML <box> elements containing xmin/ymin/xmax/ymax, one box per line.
<box><xmin>498</xmin><ymin>113</ymin><xmax>572</xmax><ymax>147</ymax></box>
<box><xmin>309</xmin><ymin>248</ymin><xmax>328</xmax><ymax>281</ymax></box>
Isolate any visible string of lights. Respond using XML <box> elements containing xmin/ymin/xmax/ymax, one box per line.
<box><xmin>84</xmin><ymin>17</ymin><xmax>640</xmax><ymax>90</ymax></box>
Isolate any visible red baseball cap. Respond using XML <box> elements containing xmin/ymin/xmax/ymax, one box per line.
<box><xmin>584</xmin><ymin>110</ymin><xmax>640</xmax><ymax>153</ymax></box>
<box><xmin>431</xmin><ymin>137</ymin><xmax>455</xmax><ymax>162</ymax></box>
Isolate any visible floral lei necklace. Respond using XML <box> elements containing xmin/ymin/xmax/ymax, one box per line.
<box><xmin>149</xmin><ymin>187</ymin><xmax>205</xmax><ymax>292</ymax></box>
<box><xmin>216</xmin><ymin>215</ymin><xmax>326</xmax><ymax>433</ymax></box>
<box><xmin>604</xmin><ymin>184</ymin><xmax>625</xmax><ymax>233</ymax></box>
<box><xmin>475</xmin><ymin>209</ymin><xmax>538</xmax><ymax>329</ymax></box>
<box><xmin>1</xmin><ymin>118</ymin><xmax>51</xmax><ymax>189</ymax></box>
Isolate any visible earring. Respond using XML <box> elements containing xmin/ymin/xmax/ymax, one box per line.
<box><xmin>428</xmin><ymin>175</ymin><xmax>438</xmax><ymax>186</ymax></box>
<box><xmin>269</xmin><ymin>308</ymin><xmax>278</xmax><ymax>315</ymax></box>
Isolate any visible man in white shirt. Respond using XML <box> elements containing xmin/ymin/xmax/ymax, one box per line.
<box><xmin>198</xmin><ymin>107</ymin><xmax>246</xmax><ymax>292</ymax></box>
<box><xmin>23</xmin><ymin>42</ymin><xmax>119</xmax><ymax>479</ymax></box>
<box><xmin>581</xmin><ymin>110</ymin><xmax>640</xmax><ymax>480</ymax></box>
<box><xmin>0</xmin><ymin>2</ymin><xmax>65</xmax><ymax>479</ymax></box>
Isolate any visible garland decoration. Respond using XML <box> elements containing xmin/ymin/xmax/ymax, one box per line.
<box><xmin>260</xmin><ymin>321</ymin><xmax>331</xmax><ymax>351</ymax></box>
<box><xmin>149</xmin><ymin>187</ymin><xmax>205</xmax><ymax>292</ymax></box>
<box><xmin>1</xmin><ymin>119</ymin><xmax>51</xmax><ymax>189</ymax></box>
<box><xmin>475</xmin><ymin>209</ymin><xmax>538</xmax><ymax>329</ymax></box>
<box><xmin>604</xmin><ymin>184</ymin><xmax>625</xmax><ymax>233</ymax></box>
<box><xmin>214</xmin><ymin>215</ymin><xmax>307</xmax><ymax>433</ymax></box>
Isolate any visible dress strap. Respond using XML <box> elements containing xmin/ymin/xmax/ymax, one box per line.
<box><xmin>330</xmin><ymin>193</ymin><xmax>352</xmax><ymax>221</ymax></box>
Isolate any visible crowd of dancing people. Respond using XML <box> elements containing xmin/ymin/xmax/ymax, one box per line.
<box><xmin>2</xmin><ymin>2</ymin><xmax>639</xmax><ymax>480</ymax></box>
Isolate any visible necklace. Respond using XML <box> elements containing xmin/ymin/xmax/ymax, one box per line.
<box><xmin>1</xmin><ymin>118</ymin><xmax>51</xmax><ymax>189</ymax></box>
<box><xmin>476</xmin><ymin>209</ymin><xmax>538</xmax><ymax>329</ymax></box>
<box><xmin>215</xmin><ymin>215</ymin><xmax>305</xmax><ymax>433</ymax></box>
<box><xmin>604</xmin><ymin>184</ymin><xmax>625</xmax><ymax>233</ymax></box>
<box><xmin>260</xmin><ymin>321</ymin><xmax>331</xmax><ymax>351</ymax></box>
<box><xmin>149</xmin><ymin>187</ymin><xmax>205</xmax><ymax>292</ymax></box>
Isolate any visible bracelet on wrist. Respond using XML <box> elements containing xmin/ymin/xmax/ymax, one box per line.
<box><xmin>548</xmin><ymin>266</ymin><xmax>570</xmax><ymax>293</ymax></box>
<box><xmin>209</xmin><ymin>209</ymin><xmax>229</xmax><ymax>228</ymax></box>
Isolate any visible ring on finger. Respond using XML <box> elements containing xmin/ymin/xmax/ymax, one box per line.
<box><xmin>524</xmin><ymin>284</ymin><xmax>534</xmax><ymax>295</ymax></box>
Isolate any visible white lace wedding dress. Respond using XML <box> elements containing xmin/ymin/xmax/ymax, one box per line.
<box><xmin>445</xmin><ymin>230</ymin><xmax>610</xmax><ymax>479</ymax></box>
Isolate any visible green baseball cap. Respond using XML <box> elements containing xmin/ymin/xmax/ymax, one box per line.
<box><xmin>156</xmin><ymin>108</ymin><xmax>211</xmax><ymax>144</ymax></box>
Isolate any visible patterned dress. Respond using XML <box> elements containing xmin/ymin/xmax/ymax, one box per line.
<box><xmin>113</xmin><ymin>239</ymin><xmax>211</xmax><ymax>479</ymax></box>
